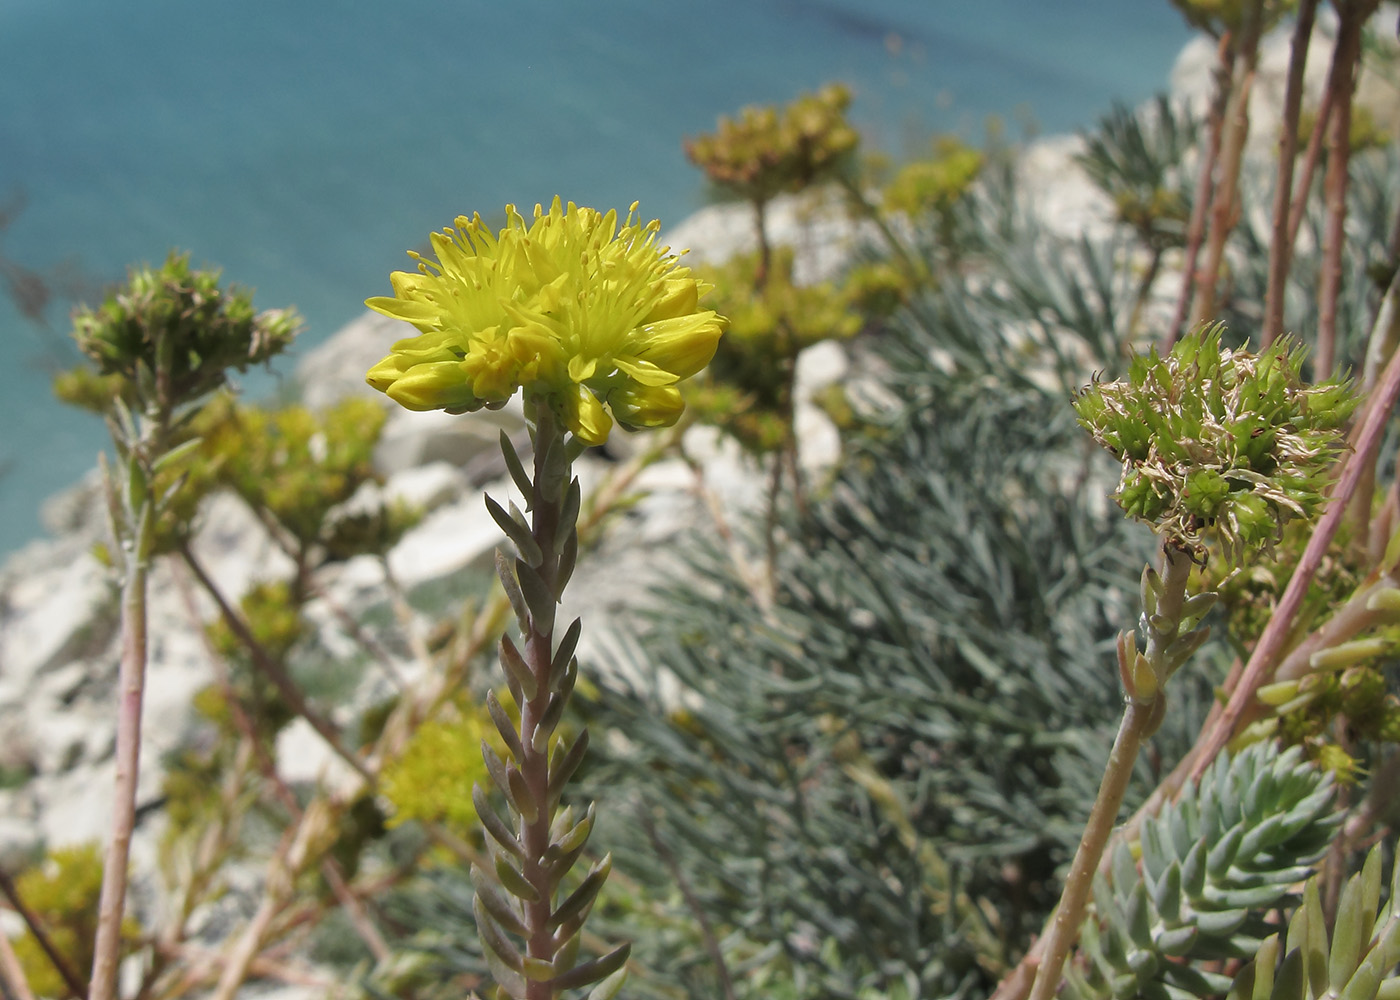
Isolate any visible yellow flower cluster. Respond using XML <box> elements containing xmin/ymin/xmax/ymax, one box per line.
<box><xmin>365</xmin><ymin>198</ymin><xmax>725</xmax><ymax>445</ymax></box>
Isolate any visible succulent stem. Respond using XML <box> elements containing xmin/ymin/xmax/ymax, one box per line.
<box><xmin>1027</xmin><ymin>543</ymin><xmax>1193</xmax><ymax>1000</ymax></box>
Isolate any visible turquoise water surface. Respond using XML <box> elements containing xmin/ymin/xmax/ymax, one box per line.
<box><xmin>0</xmin><ymin>0</ymin><xmax>1193</xmax><ymax>555</ymax></box>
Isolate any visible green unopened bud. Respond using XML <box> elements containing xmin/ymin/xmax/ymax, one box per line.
<box><xmin>1230</xmin><ymin>491</ymin><xmax>1275</xmax><ymax>548</ymax></box>
<box><xmin>1309</xmin><ymin>637</ymin><xmax>1392</xmax><ymax>672</ymax></box>
<box><xmin>1131</xmin><ymin>651</ymin><xmax>1159</xmax><ymax>704</ymax></box>
<box><xmin>1182</xmin><ymin>469</ymin><xmax>1230</xmax><ymax>518</ymax></box>
<box><xmin>1257</xmin><ymin>679</ymin><xmax>1300</xmax><ymax>706</ymax></box>
<box><xmin>1366</xmin><ymin>586</ymin><xmax>1400</xmax><ymax>614</ymax></box>
<box><xmin>1074</xmin><ymin>325</ymin><xmax>1355</xmax><ymax>559</ymax></box>
<box><xmin>1338</xmin><ymin>666</ymin><xmax>1386</xmax><ymax>718</ymax></box>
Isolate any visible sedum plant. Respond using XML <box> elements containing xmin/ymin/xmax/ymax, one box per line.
<box><xmin>1062</xmin><ymin>742</ymin><xmax>1339</xmax><ymax>1000</ymax></box>
<box><xmin>1224</xmin><ymin>842</ymin><xmax>1400</xmax><ymax>1000</ymax></box>
<box><xmin>364</xmin><ymin>197</ymin><xmax>724</xmax><ymax>999</ymax></box>
<box><xmin>1027</xmin><ymin>327</ymin><xmax>1358</xmax><ymax>1000</ymax></box>
<box><xmin>64</xmin><ymin>252</ymin><xmax>299</xmax><ymax>1000</ymax></box>
<box><xmin>684</xmin><ymin>84</ymin><xmax>858</xmax><ymax>288</ymax></box>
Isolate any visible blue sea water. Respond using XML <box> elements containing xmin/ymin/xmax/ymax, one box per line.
<box><xmin>0</xmin><ymin>0</ymin><xmax>1192</xmax><ymax>556</ymax></box>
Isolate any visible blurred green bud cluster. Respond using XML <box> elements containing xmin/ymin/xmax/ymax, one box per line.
<box><xmin>1074</xmin><ymin>325</ymin><xmax>1356</xmax><ymax>559</ymax></box>
<box><xmin>1206</xmin><ymin>518</ymin><xmax>1361</xmax><ymax>651</ymax></box>
<box><xmin>684</xmin><ymin>84</ymin><xmax>859</xmax><ymax>204</ymax></box>
<box><xmin>70</xmin><ymin>252</ymin><xmax>299</xmax><ymax>411</ymax></box>
<box><xmin>198</xmin><ymin>580</ymin><xmax>304</xmax><ymax>741</ymax></box>
<box><xmin>201</xmin><ymin>395</ymin><xmax>410</xmax><ymax>556</ymax></box>
<box><xmin>881</xmin><ymin>136</ymin><xmax>983</xmax><ymax>219</ymax></box>
<box><xmin>1168</xmin><ymin>0</ymin><xmax>1295</xmax><ymax>35</ymax></box>
<box><xmin>687</xmin><ymin>246</ymin><xmax>861</xmax><ymax>453</ymax></box>
<box><xmin>7</xmin><ymin>845</ymin><xmax>139</xmax><ymax>999</ymax></box>
<box><xmin>378</xmin><ymin>697</ymin><xmax>505</xmax><ymax>836</ymax></box>
<box><xmin>1251</xmin><ymin>637</ymin><xmax>1400</xmax><ymax>783</ymax></box>
<box><xmin>1298</xmin><ymin>102</ymin><xmax>1393</xmax><ymax>156</ymax></box>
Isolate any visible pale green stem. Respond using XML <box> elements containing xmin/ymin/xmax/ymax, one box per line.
<box><xmin>1026</xmin><ymin>545</ymin><xmax>1191</xmax><ymax>1000</ymax></box>
<box><xmin>89</xmin><ymin>482</ymin><xmax>155</xmax><ymax>1000</ymax></box>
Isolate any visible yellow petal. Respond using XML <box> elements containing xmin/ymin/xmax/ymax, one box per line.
<box><xmin>634</xmin><ymin>313</ymin><xmax>725</xmax><ymax>380</ymax></box>
<box><xmin>383</xmin><ymin>361</ymin><xmax>477</xmax><ymax>412</ymax></box>
<box><xmin>608</xmin><ymin>384</ymin><xmax>684</xmax><ymax>430</ymax></box>
<box><xmin>561</xmin><ymin>384</ymin><xmax>612</xmax><ymax>445</ymax></box>
<box><xmin>366</xmin><ymin>353</ymin><xmax>412</xmax><ymax>392</ymax></box>
<box><xmin>613</xmin><ymin>355</ymin><xmax>679</xmax><ymax>387</ymax></box>
<box><xmin>645</xmin><ymin>277</ymin><xmax>700</xmax><ymax>323</ymax></box>
<box><xmin>365</xmin><ymin>295</ymin><xmax>445</xmax><ymax>329</ymax></box>
<box><xmin>568</xmin><ymin>355</ymin><xmax>597</xmax><ymax>383</ymax></box>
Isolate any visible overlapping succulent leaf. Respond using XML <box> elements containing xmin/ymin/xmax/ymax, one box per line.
<box><xmin>1225</xmin><ymin>842</ymin><xmax>1400</xmax><ymax>1000</ymax></box>
<box><xmin>1063</xmin><ymin>743</ymin><xmax>1339</xmax><ymax>1000</ymax></box>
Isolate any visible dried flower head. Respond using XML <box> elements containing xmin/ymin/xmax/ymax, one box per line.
<box><xmin>72</xmin><ymin>252</ymin><xmax>299</xmax><ymax>409</ymax></box>
<box><xmin>683</xmin><ymin>84</ymin><xmax>859</xmax><ymax>204</ymax></box>
<box><xmin>1074</xmin><ymin>325</ymin><xmax>1356</xmax><ymax>560</ymax></box>
<box><xmin>365</xmin><ymin>198</ymin><xmax>725</xmax><ymax>445</ymax></box>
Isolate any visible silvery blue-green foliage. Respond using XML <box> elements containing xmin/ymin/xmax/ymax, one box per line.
<box><xmin>1225</xmin><ymin>841</ymin><xmax>1400</xmax><ymax>1000</ymax></box>
<box><xmin>1076</xmin><ymin>94</ymin><xmax>1198</xmax><ymax>253</ymax></box>
<box><xmin>347</xmin><ymin>141</ymin><xmax>1234</xmax><ymax>1000</ymax></box>
<box><xmin>564</xmin><ymin>198</ymin><xmax>1227</xmax><ymax>997</ymax></box>
<box><xmin>1063</xmin><ymin>743</ymin><xmax>1339</xmax><ymax>1000</ymax></box>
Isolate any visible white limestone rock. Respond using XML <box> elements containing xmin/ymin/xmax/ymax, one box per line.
<box><xmin>384</xmin><ymin>490</ymin><xmax>504</xmax><ymax>592</ymax></box>
<box><xmin>373</xmin><ymin>401</ymin><xmax>528</xmax><ymax>481</ymax></box>
<box><xmin>663</xmin><ymin>187</ymin><xmax>875</xmax><ymax>285</ymax></box>
<box><xmin>274</xmin><ymin>718</ymin><xmax>366</xmax><ymax>799</ymax></box>
<box><xmin>0</xmin><ymin>539</ymin><xmax>114</xmax><ymax>701</ymax></box>
<box><xmin>294</xmin><ymin>311</ymin><xmax>409</xmax><ymax>413</ymax></box>
<box><xmin>186</xmin><ymin>491</ymin><xmax>297</xmax><ymax>603</ymax></box>
<box><xmin>383</xmin><ymin>461</ymin><xmax>470</xmax><ymax>514</ymax></box>
<box><xmin>1016</xmin><ymin>134</ymin><xmax>1117</xmax><ymax>243</ymax></box>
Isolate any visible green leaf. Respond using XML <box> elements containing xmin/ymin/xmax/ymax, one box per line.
<box><xmin>548</xmin><ymin>854</ymin><xmax>612</xmax><ymax>932</ymax></box>
<box><xmin>485</xmin><ymin>493</ymin><xmax>544</xmax><ymax>568</ymax></box>
<box><xmin>500</xmin><ymin>428</ymin><xmax>534</xmax><ymax>500</ymax></box>
<box><xmin>548</xmin><ymin>942</ymin><xmax>630</xmax><ymax>991</ymax></box>
<box><xmin>552</xmin><ymin>619</ymin><xmax>582</xmax><ymax>682</ymax></box>
<box><xmin>498</xmin><ymin>635</ymin><xmax>538</xmax><ymax>703</ymax></box>
<box><xmin>473</xmin><ymin>785</ymin><xmax>523</xmax><ymax>858</ymax></box>
<box><xmin>515</xmin><ymin>557</ymin><xmax>557</xmax><ymax>636</ymax></box>
<box><xmin>486</xmin><ymin>690</ymin><xmax>525</xmax><ymax>764</ymax></box>
<box><xmin>547</xmin><ymin>729</ymin><xmax>590</xmax><ymax>811</ymax></box>
<box><xmin>493</xmin><ymin>852</ymin><xmax>539</xmax><ymax>904</ymax></box>
<box><xmin>588</xmin><ymin>967</ymin><xmax>629</xmax><ymax>1000</ymax></box>
<box><xmin>555</xmin><ymin>527</ymin><xmax>579</xmax><ymax>599</ymax></box>
<box><xmin>472</xmin><ymin>892</ymin><xmax>524</xmax><ymax>973</ymax></box>
<box><xmin>495</xmin><ymin>549</ymin><xmax>530</xmax><ymax>634</ymax></box>
<box><xmin>471</xmin><ymin>865</ymin><xmax>529</xmax><ymax>938</ymax></box>
<box><xmin>556</xmin><ymin>476</ymin><xmax>582</xmax><ymax>549</ymax></box>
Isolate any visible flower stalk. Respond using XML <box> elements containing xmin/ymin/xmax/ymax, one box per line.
<box><xmin>1026</xmin><ymin>544</ymin><xmax>1195</xmax><ymax>1000</ymax></box>
<box><xmin>60</xmin><ymin>254</ymin><xmax>297</xmax><ymax>1000</ymax></box>
<box><xmin>364</xmin><ymin>200</ymin><xmax>721</xmax><ymax>999</ymax></box>
<box><xmin>90</xmin><ymin>437</ymin><xmax>160</xmax><ymax>1000</ymax></box>
<box><xmin>471</xmin><ymin>407</ymin><xmax>628</xmax><ymax>1000</ymax></box>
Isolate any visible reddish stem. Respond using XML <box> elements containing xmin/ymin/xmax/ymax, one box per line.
<box><xmin>1188</xmin><ymin>1</ymin><xmax>1265</xmax><ymax>331</ymax></box>
<box><xmin>1190</xmin><ymin>328</ymin><xmax>1400</xmax><ymax>779</ymax></box>
<box><xmin>1167</xmin><ymin>32</ymin><xmax>1234</xmax><ymax>349</ymax></box>
<box><xmin>1262</xmin><ymin>0</ymin><xmax>1320</xmax><ymax>348</ymax></box>
<box><xmin>1315</xmin><ymin>3</ymin><xmax>1366</xmax><ymax>379</ymax></box>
